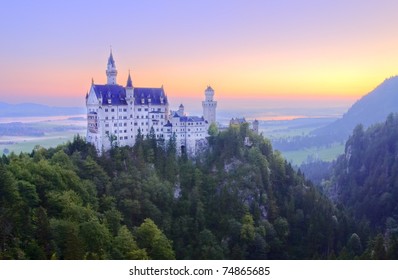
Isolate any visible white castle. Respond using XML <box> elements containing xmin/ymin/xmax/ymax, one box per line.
<box><xmin>86</xmin><ymin>51</ymin><xmax>217</xmax><ymax>155</ymax></box>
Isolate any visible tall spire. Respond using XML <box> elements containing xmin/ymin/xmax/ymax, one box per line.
<box><xmin>108</xmin><ymin>48</ymin><xmax>115</xmax><ymax>68</ymax></box>
<box><xmin>126</xmin><ymin>70</ymin><xmax>133</xmax><ymax>87</ymax></box>
<box><xmin>106</xmin><ymin>48</ymin><xmax>117</xmax><ymax>85</ymax></box>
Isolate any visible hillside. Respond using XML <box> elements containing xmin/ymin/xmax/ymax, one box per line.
<box><xmin>0</xmin><ymin>124</ymin><xmax>364</xmax><ymax>259</ymax></box>
<box><xmin>318</xmin><ymin>114</ymin><xmax>398</xmax><ymax>259</ymax></box>
<box><xmin>313</xmin><ymin>76</ymin><xmax>398</xmax><ymax>141</ymax></box>
<box><xmin>0</xmin><ymin>102</ymin><xmax>84</xmax><ymax>117</ymax></box>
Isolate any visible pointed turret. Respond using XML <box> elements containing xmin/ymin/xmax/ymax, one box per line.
<box><xmin>126</xmin><ymin>70</ymin><xmax>133</xmax><ymax>88</ymax></box>
<box><xmin>108</xmin><ymin>51</ymin><xmax>115</xmax><ymax>67</ymax></box>
<box><xmin>106</xmin><ymin>49</ymin><xmax>118</xmax><ymax>85</ymax></box>
<box><xmin>126</xmin><ymin>70</ymin><xmax>134</xmax><ymax>101</ymax></box>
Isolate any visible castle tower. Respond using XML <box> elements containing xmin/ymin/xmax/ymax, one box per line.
<box><xmin>106</xmin><ymin>50</ymin><xmax>118</xmax><ymax>85</ymax></box>
<box><xmin>126</xmin><ymin>70</ymin><xmax>134</xmax><ymax>101</ymax></box>
<box><xmin>202</xmin><ymin>86</ymin><xmax>217</xmax><ymax>124</ymax></box>
<box><xmin>252</xmin><ymin>119</ymin><xmax>259</xmax><ymax>134</ymax></box>
<box><xmin>178</xmin><ymin>104</ymin><xmax>184</xmax><ymax>116</ymax></box>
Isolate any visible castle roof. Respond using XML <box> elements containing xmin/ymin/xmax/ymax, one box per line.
<box><xmin>92</xmin><ymin>84</ymin><xmax>168</xmax><ymax>106</ymax></box>
<box><xmin>93</xmin><ymin>84</ymin><xmax>127</xmax><ymax>105</ymax></box>
<box><xmin>134</xmin><ymin>87</ymin><xmax>167</xmax><ymax>105</ymax></box>
<box><xmin>179</xmin><ymin>116</ymin><xmax>205</xmax><ymax>122</ymax></box>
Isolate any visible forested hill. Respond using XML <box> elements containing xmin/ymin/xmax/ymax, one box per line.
<box><xmin>321</xmin><ymin>114</ymin><xmax>398</xmax><ymax>259</ymax></box>
<box><xmin>313</xmin><ymin>76</ymin><xmax>398</xmax><ymax>141</ymax></box>
<box><xmin>0</xmin><ymin>124</ymin><xmax>376</xmax><ymax>259</ymax></box>
<box><xmin>327</xmin><ymin>114</ymin><xmax>398</xmax><ymax>228</ymax></box>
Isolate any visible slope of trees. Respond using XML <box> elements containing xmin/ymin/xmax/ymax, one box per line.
<box><xmin>0</xmin><ymin>124</ymin><xmax>370</xmax><ymax>259</ymax></box>
<box><xmin>318</xmin><ymin>113</ymin><xmax>398</xmax><ymax>259</ymax></box>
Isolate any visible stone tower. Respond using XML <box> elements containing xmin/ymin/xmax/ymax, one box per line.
<box><xmin>202</xmin><ymin>86</ymin><xmax>217</xmax><ymax>124</ymax></box>
<box><xmin>252</xmin><ymin>119</ymin><xmax>259</xmax><ymax>134</ymax></box>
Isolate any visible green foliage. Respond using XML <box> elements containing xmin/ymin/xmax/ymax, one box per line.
<box><xmin>0</xmin><ymin>123</ymin><xmax>369</xmax><ymax>259</ymax></box>
<box><xmin>135</xmin><ymin>218</ymin><xmax>175</xmax><ymax>260</ymax></box>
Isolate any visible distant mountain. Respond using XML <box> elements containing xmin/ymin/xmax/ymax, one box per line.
<box><xmin>0</xmin><ymin>102</ymin><xmax>85</xmax><ymax>117</ymax></box>
<box><xmin>312</xmin><ymin>76</ymin><xmax>398</xmax><ymax>140</ymax></box>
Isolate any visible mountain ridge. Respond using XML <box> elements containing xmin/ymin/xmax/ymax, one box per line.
<box><xmin>312</xmin><ymin>75</ymin><xmax>398</xmax><ymax>140</ymax></box>
<box><xmin>0</xmin><ymin>101</ymin><xmax>85</xmax><ymax>117</ymax></box>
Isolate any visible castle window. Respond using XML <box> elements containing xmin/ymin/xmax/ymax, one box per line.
<box><xmin>105</xmin><ymin>131</ymin><xmax>109</xmax><ymax>135</ymax></box>
<box><xmin>138</xmin><ymin>108</ymin><xmax>141</xmax><ymax>112</ymax></box>
<box><xmin>119</xmin><ymin>109</ymin><xmax>122</xmax><ymax>112</ymax></box>
<box><xmin>130</xmin><ymin>115</ymin><xmax>133</xmax><ymax>118</ymax></box>
<box><xmin>105</xmin><ymin>117</ymin><xmax>108</xmax><ymax>120</ymax></box>
<box><xmin>114</xmin><ymin>130</ymin><xmax>117</xmax><ymax>133</ymax></box>
<box><xmin>124</xmin><ymin>136</ymin><xmax>128</xmax><ymax>139</ymax></box>
<box><xmin>111</xmin><ymin>109</ymin><xmax>115</xmax><ymax>112</ymax></box>
<box><xmin>134</xmin><ymin>122</ymin><xmax>137</xmax><ymax>125</ymax></box>
<box><xmin>123</xmin><ymin>116</ymin><xmax>127</xmax><ymax>119</ymax></box>
<box><xmin>145</xmin><ymin>108</ymin><xmax>148</xmax><ymax>111</ymax></box>
<box><xmin>124</xmin><ymin>130</ymin><xmax>127</xmax><ymax>133</ymax></box>
<box><xmin>152</xmin><ymin>115</ymin><xmax>154</xmax><ymax>119</ymax></box>
<box><xmin>105</xmin><ymin>124</ymin><xmax>109</xmax><ymax>127</ymax></box>
<box><xmin>120</xmin><ymin>137</ymin><xmax>123</xmax><ymax>140</ymax></box>
<box><xmin>105</xmin><ymin>109</ymin><xmax>108</xmax><ymax>112</ymax></box>
<box><xmin>112</xmin><ymin>116</ymin><xmax>114</xmax><ymax>120</ymax></box>
<box><xmin>124</xmin><ymin>123</ymin><xmax>127</xmax><ymax>126</ymax></box>
<box><xmin>123</xmin><ymin>108</ymin><xmax>127</xmax><ymax>112</ymax></box>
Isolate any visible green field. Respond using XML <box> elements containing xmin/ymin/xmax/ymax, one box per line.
<box><xmin>1</xmin><ymin>130</ymin><xmax>86</xmax><ymax>155</ymax></box>
<box><xmin>0</xmin><ymin>116</ymin><xmax>86</xmax><ymax>155</ymax></box>
<box><xmin>257</xmin><ymin>118</ymin><xmax>345</xmax><ymax>166</ymax></box>
<box><xmin>280</xmin><ymin>143</ymin><xmax>345</xmax><ymax>166</ymax></box>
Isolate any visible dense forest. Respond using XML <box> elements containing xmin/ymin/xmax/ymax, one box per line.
<box><xmin>318</xmin><ymin>114</ymin><xmax>398</xmax><ymax>259</ymax></box>
<box><xmin>0</xmin><ymin>123</ymin><xmax>391</xmax><ymax>259</ymax></box>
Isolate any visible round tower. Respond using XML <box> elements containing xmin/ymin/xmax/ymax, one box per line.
<box><xmin>252</xmin><ymin>119</ymin><xmax>259</xmax><ymax>134</ymax></box>
<box><xmin>106</xmin><ymin>50</ymin><xmax>118</xmax><ymax>85</ymax></box>
<box><xmin>202</xmin><ymin>86</ymin><xmax>217</xmax><ymax>124</ymax></box>
<box><xmin>178</xmin><ymin>104</ymin><xmax>184</xmax><ymax>116</ymax></box>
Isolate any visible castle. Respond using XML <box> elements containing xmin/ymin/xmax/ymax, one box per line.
<box><xmin>86</xmin><ymin>51</ymin><xmax>217</xmax><ymax>155</ymax></box>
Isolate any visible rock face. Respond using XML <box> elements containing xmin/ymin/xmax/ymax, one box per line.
<box><xmin>313</xmin><ymin>76</ymin><xmax>398</xmax><ymax>141</ymax></box>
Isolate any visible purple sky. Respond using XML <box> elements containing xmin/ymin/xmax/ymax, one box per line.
<box><xmin>1</xmin><ymin>0</ymin><xmax>398</xmax><ymax>111</ymax></box>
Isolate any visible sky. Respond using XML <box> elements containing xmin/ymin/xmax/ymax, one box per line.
<box><xmin>1</xmin><ymin>0</ymin><xmax>398</xmax><ymax>111</ymax></box>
